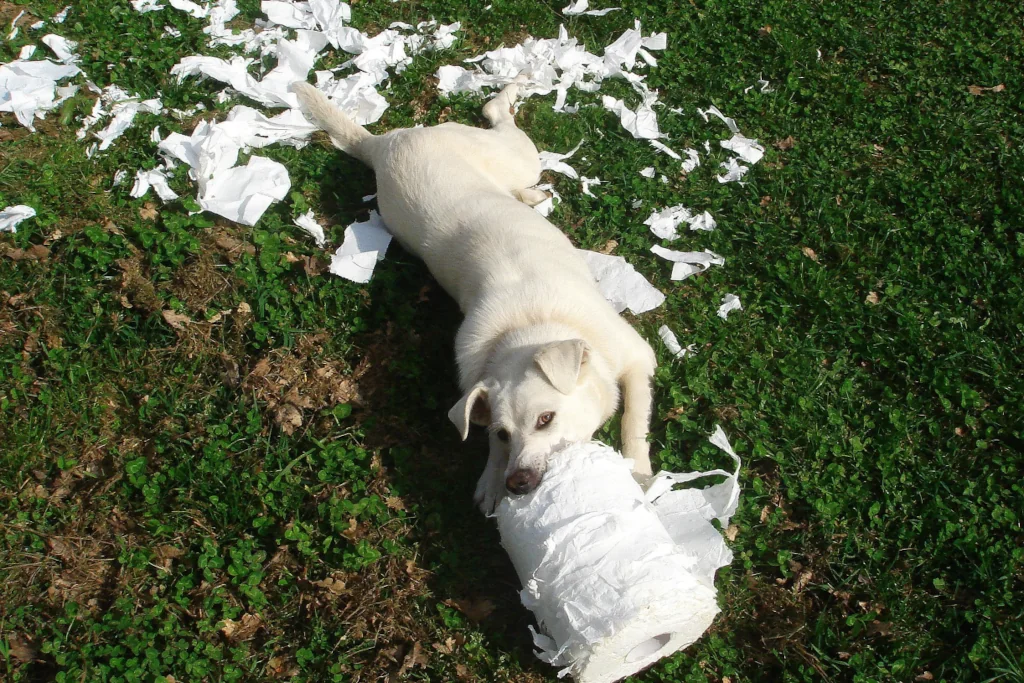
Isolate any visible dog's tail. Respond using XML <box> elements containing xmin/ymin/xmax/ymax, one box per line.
<box><xmin>290</xmin><ymin>81</ymin><xmax>375</xmax><ymax>167</ymax></box>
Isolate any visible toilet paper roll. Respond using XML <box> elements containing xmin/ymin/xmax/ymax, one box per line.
<box><xmin>495</xmin><ymin>426</ymin><xmax>741</xmax><ymax>683</ymax></box>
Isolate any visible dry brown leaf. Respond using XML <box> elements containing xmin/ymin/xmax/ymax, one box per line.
<box><xmin>162</xmin><ymin>309</ymin><xmax>192</xmax><ymax>329</ymax></box>
<box><xmin>760</xmin><ymin>195</ymin><xmax>772</xmax><ymax>207</ymax></box>
<box><xmin>865</xmin><ymin>291</ymin><xmax>880</xmax><ymax>305</ymax></box>
<box><xmin>273</xmin><ymin>404</ymin><xmax>303</xmax><ymax>434</ymax></box>
<box><xmin>760</xmin><ymin>505</ymin><xmax>771</xmax><ymax>523</ymax></box>
<box><xmin>802</xmin><ymin>246</ymin><xmax>818</xmax><ymax>261</ymax></box>
<box><xmin>758</xmin><ymin>25</ymin><xmax>772</xmax><ymax>36</ymax></box>
<box><xmin>3</xmin><ymin>244</ymin><xmax>50</xmax><ymax>261</ymax></box>
<box><xmin>725</xmin><ymin>524</ymin><xmax>739</xmax><ymax>541</ymax></box>
<box><xmin>792</xmin><ymin>569</ymin><xmax>813</xmax><ymax>593</ymax></box>
<box><xmin>8</xmin><ymin>633</ymin><xmax>37</xmax><ymax>663</ymax></box>
<box><xmin>221</xmin><ymin>613</ymin><xmax>262</xmax><ymax>642</ymax></box>
<box><xmin>267</xmin><ymin>654</ymin><xmax>300</xmax><ymax>678</ymax></box>
<box><xmin>385</xmin><ymin>496</ymin><xmax>406</xmax><ymax>511</ymax></box>
<box><xmin>445</xmin><ymin>597</ymin><xmax>495</xmax><ymax>624</ymax></box>
<box><xmin>154</xmin><ymin>545</ymin><xmax>185</xmax><ymax>571</ymax></box>
<box><xmin>915</xmin><ymin>673</ymin><xmax>934</xmax><ymax>682</ymax></box>
<box><xmin>398</xmin><ymin>641</ymin><xmax>429</xmax><ymax>676</ymax></box>
<box><xmin>311</xmin><ymin>576</ymin><xmax>347</xmax><ymax>598</ymax></box>
<box><xmin>968</xmin><ymin>84</ymin><xmax>1005</xmax><ymax>95</ymax></box>
<box><xmin>774</xmin><ymin>136</ymin><xmax>795</xmax><ymax>151</ymax></box>
<box><xmin>867</xmin><ymin>620</ymin><xmax>893</xmax><ymax>637</ymax></box>
<box><xmin>139</xmin><ymin>203</ymin><xmax>159</xmax><ymax>221</ymax></box>
<box><xmin>598</xmin><ymin>239</ymin><xmax>618</xmax><ymax>255</ymax></box>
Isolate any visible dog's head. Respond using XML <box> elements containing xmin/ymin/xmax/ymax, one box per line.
<box><xmin>448</xmin><ymin>339</ymin><xmax>617</xmax><ymax>495</ymax></box>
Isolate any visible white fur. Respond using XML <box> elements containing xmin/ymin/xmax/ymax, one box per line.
<box><xmin>291</xmin><ymin>80</ymin><xmax>657</xmax><ymax>513</ymax></box>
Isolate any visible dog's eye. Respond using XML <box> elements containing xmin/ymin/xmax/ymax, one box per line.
<box><xmin>536</xmin><ymin>412</ymin><xmax>555</xmax><ymax>429</ymax></box>
<box><xmin>496</xmin><ymin>429</ymin><xmax>510</xmax><ymax>443</ymax></box>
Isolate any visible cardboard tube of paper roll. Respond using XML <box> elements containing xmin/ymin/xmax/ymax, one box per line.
<box><xmin>495</xmin><ymin>436</ymin><xmax>740</xmax><ymax>683</ymax></box>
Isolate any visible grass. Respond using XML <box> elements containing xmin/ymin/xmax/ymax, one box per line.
<box><xmin>1</xmin><ymin>0</ymin><xmax>1023</xmax><ymax>681</ymax></box>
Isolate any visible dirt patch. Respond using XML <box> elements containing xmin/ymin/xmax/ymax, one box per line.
<box><xmin>116</xmin><ymin>253</ymin><xmax>163</xmax><ymax>313</ymax></box>
<box><xmin>169</xmin><ymin>250</ymin><xmax>232</xmax><ymax>313</ymax></box>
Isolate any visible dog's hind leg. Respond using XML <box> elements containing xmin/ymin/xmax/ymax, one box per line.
<box><xmin>479</xmin><ymin>79</ymin><xmax>544</xmax><ymax>194</ymax></box>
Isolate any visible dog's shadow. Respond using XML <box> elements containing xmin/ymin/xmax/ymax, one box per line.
<box><xmin>318</xmin><ymin>156</ymin><xmax>546</xmax><ymax>671</ymax></box>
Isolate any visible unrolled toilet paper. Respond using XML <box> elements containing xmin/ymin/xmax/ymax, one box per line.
<box><xmin>495</xmin><ymin>427</ymin><xmax>741</xmax><ymax>683</ymax></box>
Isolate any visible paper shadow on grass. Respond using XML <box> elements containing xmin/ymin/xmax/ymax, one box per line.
<box><xmin>320</xmin><ymin>158</ymin><xmax>549</xmax><ymax>673</ymax></box>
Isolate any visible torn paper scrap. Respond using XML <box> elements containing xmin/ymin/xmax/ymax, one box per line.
<box><xmin>131</xmin><ymin>168</ymin><xmax>179</xmax><ymax>202</ymax></box>
<box><xmin>293</xmin><ymin>210</ymin><xmax>327</xmax><ymax>247</ymax></box>
<box><xmin>0</xmin><ymin>58</ymin><xmax>81</xmax><ymax>130</ymax></box>
<box><xmin>580</xmin><ymin>250</ymin><xmax>664</xmax><ymax>315</ymax></box>
<box><xmin>640</xmin><ymin>167</ymin><xmax>655</xmax><ymax>178</ymax></box>
<box><xmin>53</xmin><ymin>6</ymin><xmax>71</xmax><ymax>22</ymax></box>
<box><xmin>562</xmin><ymin>0</ymin><xmax>621</xmax><ymax>16</ymax></box>
<box><xmin>717</xmin><ymin>158</ymin><xmax>749</xmax><ymax>184</ymax></box>
<box><xmin>0</xmin><ymin>205</ymin><xmax>37</xmax><ymax>233</ymax></box>
<box><xmin>531</xmin><ymin>183</ymin><xmax>561</xmax><ymax>217</ymax></box>
<box><xmin>720</xmin><ymin>134</ymin><xmax>765</xmax><ymax>164</ymax></box>
<box><xmin>744</xmin><ymin>79</ymin><xmax>772</xmax><ymax>94</ymax></box>
<box><xmin>329</xmin><ymin>211</ymin><xmax>393</xmax><ymax>283</ymax></box>
<box><xmin>657</xmin><ymin>325</ymin><xmax>695</xmax><ymax>359</ymax></box>
<box><xmin>312</xmin><ymin>70</ymin><xmax>390</xmax><ymax>125</ymax></box>
<box><xmin>717</xmin><ymin>293</ymin><xmax>742</xmax><ymax>319</ymax></box>
<box><xmin>95</xmin><ymin>97</ymin><xmax>164</xmax><ymax>151</ymax></box>
<box><xmin>649</xmin><ymin>139</ymin><xmax>680</xmax><ymax>159</ymax></box>
<box><xmin>580</xmin><ymin>176</ymin><xmax>601</xmax><ymax>197</ymax></box>
<box><xmin>644</xmin><ymin>205</ymin><xmax>717</xmax><ymax>240</ymax></box>
<box><xmin>602</xmin><ymin>89</ymin><xmax>660</xmax><ymax>139</ymax></box>
<box><xmin>112</xmin><ymin>169</ymin><xmax>129</xmax><ymax>187</ymax></box>
<box><xmin>603</xmin><ymin>19</ymin><xmax>667</xmax><ymax>73</ymax></box>
<box><xmin>682</xmin><ymin>148</ymin><xmax>701</xmax><ymax>173</ymax></box>
<box><xmin>133</xmin><ymin>0</ymin><xmax>166</xmax><ymax>11</ymax></box>
<box><xmin>18</xmin><ymin>45</ymin><xmax>36</xmax><ymax>60</ymax></box>
<box><xmin>650</xmin><ymin>245</ymin><xmax>724</xmax><ymax>281</ymax></box>
<box><xmin>538</xmin><ymin>140</ymin><xmax>583</xmax><ymax>180</ymax></box>
<box><xmin>41</xmin><ymin>34</ymin><xmax>79</xmax><ymax>63</ymax></box>
<box><xmin>697</xmin><ymin>105</ymin><xmax>739</xmax><ymax>134</ymax></box>
<box><xmin>200</xmin><ymin>156</ymin><xmax>292</xmax><ymax>226</ymax></box>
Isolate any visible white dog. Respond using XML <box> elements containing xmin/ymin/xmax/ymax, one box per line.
<box><xmin>292</xmin><ymin>80</ymin><xmax>657</xmax><ymax>513</ymax></box>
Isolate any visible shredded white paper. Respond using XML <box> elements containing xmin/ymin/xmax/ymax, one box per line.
<box><xmin>720</xmin><ymin>133</ymin><xmax>764</xmax><ymax>165</ymax></box>
<box><xmin>682</xmin><ymin>148</ymin><xmax>701</xmax><ymax>173</ymax></box>
<box><xmin>328</xmin><ymin>211</ymin><xmax>393</xmax><ymax>283</ymax></box>
<box><xmin>0</xmin><ymin>56</ymin><xmax>81</xmax><ymax>130</ymax></box>
<box><xmin>644</xmin><ymin>205</ymin><xmax>717</xmax><ymax>240</ymax></box>
<box><xmin>131</xmin><ymin>168</ymin><xmax>179</xmax><ymax>201</ymax></box>
<box><xmin>717</xmin><ymin>293</ymin><xmax>742</xmax><ymax>319</ymax></box>
<box><xmin>657</xmin><ymin>324</ymin><xmax>695</xmax><ymax>359</ymax></box>
<box><xmin>539</xmin><ymin>140</ymin><xmax>583</xmax><ymax>180</ymax></box>
<box><xmin>0</xmin><ymin>205</ymin><xmax>37</xmax><ymax>233</ymax></box>
<box><xmin>651</xmin><ymin>245</ymin><xmax>725</xmax><ymax>281</ymax></box>
<box><xmin>639</xmin><ymin>167</ymin><xmax>655</xmax><ymax>178</ymax></box>
<box><xmin>562</xmin><ymin>0</ymin><xmax>621</xmax><ymax>16</ymax></box>
<box><xmin>496</xmin><ymin>431</ymin><xmax>740</xmax><ymax>682</ymax></box>
<box><xmin>293</xmin><ymin>210</ymin><xmax>327</xmax><ymax>247</ymax></box>
<box><xmin>580</xmin><ymin>176</ymin><xmax>601</xmax><ymax>197</ymax></box>
<box><xmin>580</xmin><ymin>250</ymin><xmax>664</xmax><ymax>315</ymax></box>
<box><xmin>717</xmin><ymin>157</ymin><xmax>749</xmax><ymax>184</ymax></box>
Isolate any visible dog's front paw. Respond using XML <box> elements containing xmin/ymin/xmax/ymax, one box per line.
<box><xmin>474</xmin><ymin>468</ymin><xmax>506</xmax><ymax>516</ymax></box>
<box><xmin>631</xmin><ymin>469</ymin><xmax>655</xmax><ymax>491</ymax></box>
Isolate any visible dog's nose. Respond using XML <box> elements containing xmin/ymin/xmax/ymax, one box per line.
<box><xmin>505</xmin><ymin>469</ymin><xmax>541</xmax><ymax>495</ymax></box>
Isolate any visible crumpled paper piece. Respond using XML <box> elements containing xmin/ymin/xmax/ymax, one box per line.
<box><xmin>649</xmin><ymin>139</ymin><xmax>680</xmax><ymax>159</ymax></box>
<box><xmin>720</xmin><ymin>133</ymin><xmax>764</xmax><ymax>165</ymax></box>
<box><xmin>717</xmin><ymin>293</ymin><xmax>742</xmax><ymax>319</ymax></box>
<box><xmin>580</xmin><ymin>176</ymin><xmax>601</xmax><ymax>197</ymax></box>
<box><xmin>657</xmin><ymin>325</ymin><xmax>695</xmax><ymax>359</ymax></box>
<box><xmin>697</xmin><ymin>105</ymin><xmax>738</xmax><ymax>134</ymax></box>
<box><xmin>0</xmin><ymin>205</ymin><xmax>37</xmax><ymax>233</ymax></box>
<box><xmin>157</xmin><ymin>107</ymin><xmax>309</xmax><ymax>224</ymax></box>
<box><xmin>329</xmin><ymin>211</ymin><xmax>392</xmax><ymax>283</ymax></box>
<box><xmin>651</xmin><ymin>245</ymin><xmax>724</xmax><ymax>281</ymax></box>
<box><xmin>681</xmin><ymin>148</ymin><xmax>701</xmax><ymax>173</ymax></box>
<box><xmin>644</xmin><ymin>205</ymin><xmax>716</xmax><ymax>240</ymax></box>
<box><xmin>293</xmin><ymin>210</ymin><xmax>327</xmax><ymax>247</ymax></box>
<box><xmin>41</xmin><ymin>34</ymin><xmax>79</xmax><ymax>63</ymax></box>
<box><xmin>601</xmin><ymin>82</ymin><xmax>661</xmax><ymax>139</ymax></box>
<box><xmin>0</xmin><ymin>56</ymin><xmax>80</xmax><ymax>130</ymax></box>
<box><xmin>717</xmin><ymin>157</ymin><xmax>749</xmax><ymax>184</ymax></box>
<box><xmin>436</xmin><ymin>22</ymin><xmax>665</xmax><ymax>135</ymax></box>
<box><xmin>311</xmin><ymin>70</ymin><xmax>390</xmax><ymax>125</ymax></box>
<box><xmin>131</xmin><ymin>169</ymin><xmax>179</xmax><ymax>201</ymax></box>
<box><xmin>94</xmin><ymin>95</ymin><xmax>164</xmax><ymax>151</ymax></box>
<box><xmin>562</xmin><ymin>0</ymin><xmax>620</xmax><ymax>16</ymax></box>
<box><xmin>580</xmin><ymin>250</ymin><xmax>664</xmax><ymax>315</ymax></box>
<box><xmin>530</xmin><ymin>183</ymin><xmax>561</xmax><ymax>218</ymax></box>
<box><xmin>539</xmin><ymin>140</ymin><xmax>583</xmax><ymax>180</ymax></box>
<box><xmin>496</xmin><ymin>429</ymin><xmax>740</xmax><ymax>682</ymax></box>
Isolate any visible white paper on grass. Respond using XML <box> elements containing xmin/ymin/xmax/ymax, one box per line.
<box><xmin>201</xmin><ymin>156</ymin><xmax>291</xmax><ymax>226</ymax></box>
<box><xmin>601</xmin><ymin>82</ymin><xmax>661</xmax><ymax>139</ymax></box>
<box><xmin>329</xmin><ymin>211</ymin><xmax>393</xmax><ymax>283</ymax></box>
<box><xmin>717</xmin><ymin>158</ymin><xmax>749</xmax><ymax>184</ymax></box>
<box><xmin>530</xmin><ymin>183</ymin><xmax>561</xmax><ymax>218</ymax></box>
<box><xmin>261</xmin><ymin>0</ymin><xmax>318</xmax><ymax>29</ymax></box>
<box><xmin>293</xmin><ymin>210</ymin><xmax>327</xmax><ymax>247</ymax></box>
<box><xmin>682</xmin><ymin>148</ymin><xmax>701</xmax><ymax>173</ymax></box>
<box><xmin>53</xmin><ymin>6</ymin><xmax>71</xmax><ymax>23</ymax></box>
<box><xmin>562</xmin><ymin>0</ymin><xmax>621</xmax><ymax>16</ymax></box>
<box><xmin>649</xmin><ymin>139</ymin><xmax>680</xmax><ymax>159</ymax></box>
<box><xmin>639</xmin><ymin>166</ymin><xmax>655</xmax><ymax>178</ymax></box>
<box><xmin>95</xmin><ymin>98</ymin><xmax>164</xmax><ymax>151</ymax></box>
<box><xmin>496</xmin><ymin>428</ymin><xmax>740</xmax><ymax>682</ymax></box>
<box><xmin>644</xmin><ymin>205</ymin><xmax>717</xmax><ymax>240</ymax></box>
<box><xmin>538</xmin><ymin>140</ymin><xmax>583</xmax><ymax>180</ymax></box>
<box><xmin>657</xmin><ymin>325</ymin><xmax>695</xmax><ymax>359</ymax></box>
<box><xmin>133</xmin><ymin>0</ymin><xmax>166</xmax><ymax>12</ymax></box>
<box><xmin>41</xmin><ymin>34</ymin><xmax>79</xmax><ymax>63</ymax></box>
<box><xmin>0</xmin><ymin>58</ymin><xmax>81</xmax><ymax>130</ymax></box>
<box><xmin>651</xmin><ymin>245</ymin><xmax>724</xmax><ymax>281</ymax></box>
<box><xmin>0</xmin><ymin>205</ymin><xmax>37</xmax><ymax>233</ymax></box>
<box><xmin>18</xmin><ymin>46</ymin><xmax>36</xmax><ymax>60</ymax></box>
<box><xmin>697</xmin><ymin>104</ymin><xmax>739</xmax><ymax>134</ymax></box>
<box><xmin>580</xmin><ymin>250</ymin><xmax>664</xmax><ymax>315</ymax></box>
<box><xmin>720</xmin><ymin>134</ymin><xmax>765</xmax><ymax>165</ymax></box>
<box><xmin>717</xmin><ymin>293</ymin><xmax>742</xmax><ymax>319</ymax></box>
<box><xmin>131</xmin><ymin>168</ymin><xmax>179</xmax><ymax>201</ymax></box>
<box><xmin>580</xmin><ymin>176</ymin><xmax>601</xmax><ymax>197</ymax></box>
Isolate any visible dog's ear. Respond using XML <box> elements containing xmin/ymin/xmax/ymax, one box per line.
<box><xmin>448</xmin><ymin>382</ymin><xmax>490</xmax><ymax>440</ymax></box>
<box><xmin>534</xmin><ymin>339</ymin><xmax>589</xmax><ymax>395</ymax></box>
